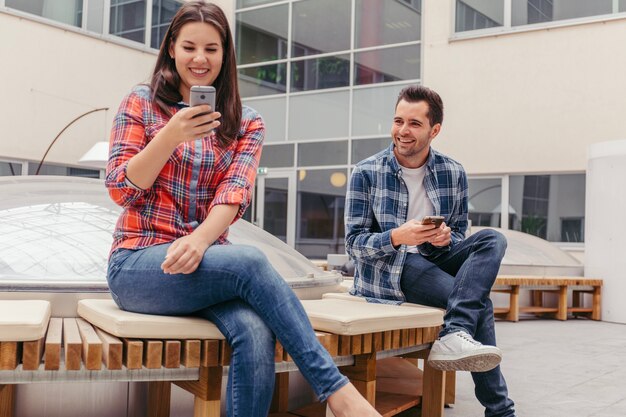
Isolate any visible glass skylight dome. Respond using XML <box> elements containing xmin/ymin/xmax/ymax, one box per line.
<box><xmin>0</xmin><ymin>176</ymin><xmax>341</xmax><ymax>297</ymax></box>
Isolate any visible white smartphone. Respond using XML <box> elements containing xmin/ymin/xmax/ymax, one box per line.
<box><xmin>189</xmin><ymin>85</ymin><xmax>216</xmax><ymax>111</ymax></box>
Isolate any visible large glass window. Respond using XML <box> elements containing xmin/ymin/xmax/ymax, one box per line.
<box><xmin>468</xmin><ymin>178</ymin><xmax>503</xmax><ymax>228</ymax></box>
<box><xmin>259</xmin><ymin>144</ymin><xmax>294</xmax><ymax>168</ymax></box>
<box><xmin>6</xmin><ymin>0</ymin><xmax>84</xmax><ymax>27</ymax></box>
<box><xmin>456</xmin><ymin>0</ymin><xmax>504</xmax><ymax>32</ymax></box>
<box><xmin>352</xmin><ymin>84</ymin><xmax>410</xmax><ymax>137</ymax></box>
<box><xmin>355</xmin><ymin>45</ymin><xmax>420</xmax><ymax>86</ymax></box>
<box><xmin>509</xmin><ymin>174</ymin><xmax>585</xmax><ymax>242</ymax></box>
<box><xmin>289</xmin><ymin>91</ymin><xmax>350</xmax><ymax>140</ymax></box>
<box><xmin>296</xmin><ymin>169</ymin><xmax>348</xmax><ymax>258</ymax></box>
<box><xmin>355</xmin><ymin>0</ymin><xmax>421</xmax><ymax>48</ymax></box>
<box><xmin>292</xmin><ymin>0</ymin><xmax>351</xmax><ymax>57</ymax></box>
<box><xmin>110</xmin><ymin>0</ymin><xmax>146</xmax><ymax>44</ymax></box>
<box><xmin>298</xmin><ymin>141</ymin><xmax>348</xmax><ymax>167</ymax></box>
<box><xmin>291</xmin><ymin>55</ymin><xmax>350</xmax><ymax>92</ymax></box>
<box><xmin>0</xmin><ymin>162</ymin><xmax>22</xmax><ymax>176</ymax></box>
<box><xmin>512</xmin><ymin>0</ymin><xmax>612</xmax><ymax>26</ymax></box>
<box><xmin>351</xmin><ymin>138</ymin><xmax>390</xmax><ymax>164</ymax></box>
<box><xmin>151</xmin><ymin>0</ymin><xmax>182</xmax><ymax>49</ymax></box>
<box><xmin>236</xmin><ymin>0</ymin><xmax>277</xmax><ymax>8</ymax></box>
<box><xmin>239</xmin><ymin>63</ymin><xmax>287</xmax><ymax>97</ymax></box>
<box><xmin>621</xmin><ymin>0</ymin><xmax>626</xmax><ymax>13</ymax></box>
<box><xmin>236</xmin><ymin>5</ymin><xmax>288</xmax><ymax>65</ymax></box>
<box><xmin>243</xmin><ymin>97</ymin><xmax>287</xmax><ymax>142</ymax></box>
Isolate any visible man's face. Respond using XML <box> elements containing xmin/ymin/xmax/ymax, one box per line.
<box><xmin>391</xmin><ymin>99</ymin><xmax>440</xmax><ymax>168</ymax></box>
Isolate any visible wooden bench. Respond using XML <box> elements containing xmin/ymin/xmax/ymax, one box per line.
<box><xmin>492</xmin><ymin>275</ymin><xmax>603</xmax><ymax>322</ymax></box>
<box><xmin>1</xmin><ymin>298</ymin><xmax>448</xmax><ymax>417</ymax></box>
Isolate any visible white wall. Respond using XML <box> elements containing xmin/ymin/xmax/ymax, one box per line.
<box><xmin>0</xmin><ymin>12</ymin><xmax>156</xmax><ymax>167</ymax></box>
<box><xmin>422</xmin><ymin>0</ymin><xmax>626</xmax><ymax>175</ymax></box>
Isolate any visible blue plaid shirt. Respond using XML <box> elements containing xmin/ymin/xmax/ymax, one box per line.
<box><xmin>345</xmin><ymin>144</ymin><xmax>468</xmax><ymax>303</ymax></box>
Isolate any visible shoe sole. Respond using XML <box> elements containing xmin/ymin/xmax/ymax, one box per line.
<box><xmin>428</xmin><ymin>352</ymin><xmax>502</xmax><ymax>372</ymax></box>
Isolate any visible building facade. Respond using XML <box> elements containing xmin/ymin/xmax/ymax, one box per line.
<box><xmin>2</xmin><ymin>0</ymin><xmax>626</xmax><ymax>259</ymax></box>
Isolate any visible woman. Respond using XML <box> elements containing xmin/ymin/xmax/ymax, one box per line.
<box><xmin>105</xmin><ymin>2</ymin><xmax>380</xmax><ymax>417</ymax></box>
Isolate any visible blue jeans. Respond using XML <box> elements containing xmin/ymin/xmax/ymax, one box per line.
<box><xmin>107</xmin><ymin>244</ymin><xmax>348</xmax><ymax>417</ymax></box>
<box><xmin>400</xmin><ymin>229</ymin><xmax>515</xmax><ymax>417</ymax></box>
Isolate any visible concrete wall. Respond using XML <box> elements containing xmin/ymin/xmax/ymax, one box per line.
<box><xmin>0</xmin><ymin>11</ymin><xmax>157</xmax><ymax>167</ymax></box>
<box><xmin>421</xmin><ymin>0</ymin><xmax>626</xmax><ymax>175</ymax></box>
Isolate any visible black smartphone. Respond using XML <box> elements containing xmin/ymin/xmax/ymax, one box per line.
<box><xmin>421</xmin><ymin>215</ymin><xmax>445</xmax><ymax>227</ymax></box>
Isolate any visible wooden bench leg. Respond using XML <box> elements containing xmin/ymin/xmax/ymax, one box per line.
<box><xmin>506</xmin><ymin>285</ymin><xmax>520</xmax><ymax>322</ymax></box>
<box><xmin>147</xmin><ymin>381</ymin><xmax>171</xmax><ymax>417</ymax></box>
<box><xmin>421</xmin><ymin>350</ymin><xmax>445</xmax><ymax>417</ymax></box>
<box><xmin>444</xmin><ymin>371</ymin><xmax>456</xmax><ymax>405</ymax></box>
<box><xmin>175</xmin><ymin>366</ymin><xmax>223</xmax><ymax>417</ymax></box>
<box><xmin>557</xmin><ymin>286</ymin><xmax>568</xmax><ymax>321</ymax></box>
<box><xmin>0</xmin><ymin>385</ymin><xmax>15</xmax><ymax>417</ymax></box>
<box><xmin>592</xmin><ymin>286</ymin><xmax>602</xmax><ymax>321</ymax></box>
<box><xmin>342</xmin><ymin>353</ymin><xmax>377</xmax><ymax>406</ymax></box>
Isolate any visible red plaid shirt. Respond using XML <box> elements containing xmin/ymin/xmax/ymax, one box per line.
<box><xmin>106</xmin><ymin>85</ymin><xmax>264</xmax><ymax>253</ymax></box>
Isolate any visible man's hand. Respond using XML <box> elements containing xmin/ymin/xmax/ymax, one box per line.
<box><xmin>161</xmin><ymin>233</ymin><xmax>210</xmax><ymax>275</ymax></box>
<box><xmin>391</xmin><ymin>219</ymin><xmax>441</xmax><ymax>247</ymax></box>
<box><xmin>429</xmin><ymin>223</ymin><xmax>452</xmax><ymax>247</ymax></box>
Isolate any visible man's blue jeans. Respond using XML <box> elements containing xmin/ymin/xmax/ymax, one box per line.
<box><xmin>400</xmin><ymin>229</ymin><xmax>515</xmax><ymax>417</ymax></box>
<box><xmin>107</xmin><ymin>244</ymin><xmax>348</xmax><ymax>417</ymax></box>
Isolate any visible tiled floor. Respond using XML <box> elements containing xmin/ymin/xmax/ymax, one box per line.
<box><xmin>438</xmin><ymin>319</ymin><xmax>626</xmax><ymax>417</ymax></box>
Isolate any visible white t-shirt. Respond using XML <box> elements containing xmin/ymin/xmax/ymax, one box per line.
<box><xmin>400</xmin><ymin>164</ymin><xmax>434</xmax><ymax>253</ymax></box>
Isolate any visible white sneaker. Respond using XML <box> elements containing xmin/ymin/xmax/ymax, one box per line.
<box><xmin>427</xmin><ymin>331</ymin><xmax>502</xmax><ymax>372</ymax></box>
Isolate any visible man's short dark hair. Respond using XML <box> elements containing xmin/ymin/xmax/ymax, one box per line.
<box><xmin>396</xmin><ymin>85</ymin><xmax>444</xmax><ymax>127</ymax></box>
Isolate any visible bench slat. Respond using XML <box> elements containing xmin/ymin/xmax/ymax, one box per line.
<box><xmin>144</xmin><ymin>341</ymin><xmax>163</xmax><ymax>369</ymax></box>
<box><xmin>163</xmin><ymin>340</ymin><xmax>181</xmax><ymax>369</ymax></box>
<box><xmin>44</xmin><ymin>318</ymin><xmax>62</xmax><ymax>370</ymax></box>
<box><xmin>0</xmin><ymin>343</ymin><xmax>19</xmax><ymax>370</ymax></box>
<box><xmin>201</xmin><ymin>340</ymin><xmax>220</xmax><ymax>367</ymax></box>
<box><xmin>95</xmin><ymin>328</ymin><xmax>123</xmax><ymax>370</ymax></box>
<box><xmin>123</xmin><ymin>339</ymin><xmax>144</xmax><ymax>369</ymax></box>
<box><xmin>181</xmin><ymin>340</ymin><xmax>201</xmax><ymax>368</ymax></box>
<box><xmin>63</xmin><ymin>318</ymin><xmax>82</xmax><ymax>370</ymax></box>
<box><xmin>22</xmin><ymin>337</ymin><xmax>45</xmax><ymax>371</ymax></box>
<box><xmin>76</xmin><ymin>318</ymin><xmax>102</xmax><ymax>370</ymax></box>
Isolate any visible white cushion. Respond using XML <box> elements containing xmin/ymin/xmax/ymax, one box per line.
<box><xmin>301</xmin><ymin>299</ymin><xmax>443</xmax><ymax>336</ymax></box>
<box><xmin>77</xmin><ymin>299</ymin><xmax>224</xmax><ymax>340</ymax></box>
<box><xmin>0</xmin><ymin>300</ymin><xmax>51</xmax><ymax>342</ymax></box>
<box><xmin>322</xmin><ymin>292</ymin><xmax>443</xmax><ymax>311</ymax></box>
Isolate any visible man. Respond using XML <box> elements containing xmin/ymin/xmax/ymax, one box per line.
<box><xmin>345</xmin><ymin>85</ymin><xmax>515</xmax><ymax>417</ymax></box>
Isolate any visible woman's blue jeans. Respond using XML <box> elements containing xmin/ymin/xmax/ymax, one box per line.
<box><xmin>107</xmin><ymin>244</ymin><xmax>348</xmax><ymax>417</ymax></box>
<box><xmin>400</xmin><ymin>229</ymin><xmax>516</xmax><ymax>417</ymax></box>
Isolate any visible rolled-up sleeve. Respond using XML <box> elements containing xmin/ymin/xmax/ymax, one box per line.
<box><xmin>209</xmin><ymin>113</ymin><xmax>265</xmax><ymax>219</ymax></box>
<box><xmin>105</xmin><ymin>93</ymin><xmax>149</xmax><ymax>208</ymax></box>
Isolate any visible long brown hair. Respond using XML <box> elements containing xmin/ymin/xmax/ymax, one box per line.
<box><xmin>150</xmin><ymin>1</ymin><xmax>241</xmax><ymax>147</ymax></box>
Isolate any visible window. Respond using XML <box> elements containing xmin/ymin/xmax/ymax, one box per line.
<box><xmin>351</xmin><ymin>138</ymin><xmax>390</xmax><ymax>164</ymax></box>
<box><xmin>259</xmin><ymin>144</ymin><xmax>294</xmax><ymax>168</ymax></box>
<box><xmin>355</xmin><ymin>0</ymin><xmax>421</xmax><ymax>48</ymax></box>
<box><xmin>468</xmin><ymin>178</ymin><xmax>503</xmax><ymax>228</ymax></box>
<box><xmin>352</xmin><ymin>83</ymin><xmax>413</xmax><ymax>137</ymax></box>
<box><xmin>292</xmin><ymin>0</ymin><xmax>351</xmax><ymax>57</ymax></box>
<box><xmin>239</xmin><ymin>63</ymin><xmax>287</xmax><ymax>97</ymax></box>
<box><xmin>0</xmin><ymin>162</ymin><xmax>22</xmax><ymax>176</ymax></box>
<box><xmin>512</xmin><ymin>0</ymin><xmax>612</xmax><ymax>26</ymax></box>
<box><xmin>288</xmin><ymin>91</ymin><xmax>349</xmax><ymax>140</ymax></box>
<box><xmin>243</xmin><ymin>97</ymin><xmax>287</xmax><ymax>141</ymax></box>
<box><xmin>291</xmin><ymin>55</ymin><xmax>350</xmax><ymax>92</ymax></box>
<box><xmin>354</xmin><ymin>45</ymin><xmax>421</xmax><ymax>86</ymax></box>
<box><xmin>28</xmin><ymin>164</ymin><xmax>100</xmax><ymax>178</ymax></box>
<box><xmin>296</xmin><ymin>169</ymin><xmax>348</xmax><ymax>258</ymax></box>
<box><xmin>455</xmin><ymin>0</ymin><xmax>503</xmax><ymax>32</ymax></box>
<box><xmin>298</xmin><ymin>141</ymin><xmax>348</xmax><ymax>167</ymax></box>
<box><xmin>509</xmin><ymin>174</ymin><xmax>585</xmax><ymax>242</ymax></box>
<box><xmin>236</xmin><ymin>5</ymin><xmax>288</xmax><ymax>65</ymax></box>
<box><xmin>6</xmin><ymin>0</ymin><xmax>84</xmax><ymax>27</ymax></box>
<box><xmin>151</xmin><ymin>0</ymin><xmax>182</xmax><ymax>49</ymax></box>
<box><xmin>110</xmin><ymin>0</ymin><xmax>146</xmax><ymax>44</ymax></box>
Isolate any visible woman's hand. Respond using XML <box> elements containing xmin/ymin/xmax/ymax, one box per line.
<box><xmin>161</xmin><ymin>233</ymin><xmax>210</xmax><ymax>275</ymax></box>
<box><xmin>162</xmin><ymin>105</ymin><xmax>221</xmax><ymax>146</ymax></box>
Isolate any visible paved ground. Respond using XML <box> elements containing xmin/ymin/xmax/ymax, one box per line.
<box><xmin>414</xmin><ymin>318</ymin><xmax>626</xmax><ymax>417</ymax></box>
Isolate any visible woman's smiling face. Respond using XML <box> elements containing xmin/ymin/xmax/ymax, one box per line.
<box><xmin>169</xmin><ymin>21</ymin><xmax>223</xmax><ymax>103</ymax></box>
